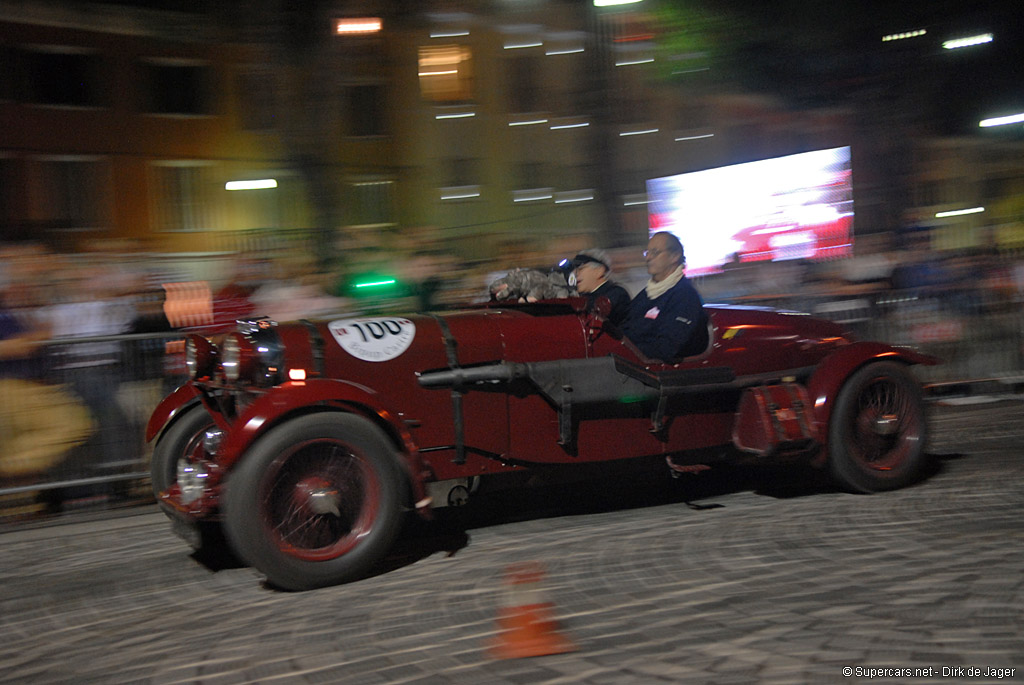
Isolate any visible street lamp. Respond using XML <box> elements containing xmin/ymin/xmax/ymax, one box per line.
<box><xmin>942</xmin><ymin>34</ymin><xmax>993</xmax><ymax>50</ymax></box>
<box><xmin>225</xmin><ymin>179</ymin><xmax>278</xmax><ymax>190</ymax></box>
<box><xmin>882</xmin><ymin>30</ymin><xmax>926</xmax><ymax>42</ymax></box>
<box><xmin>979</xmin><ymin>113</ymin><xmax>1024</xmax><ymax>128</ymax></box>
<box><xmin>225</xmin><ymin>179</ymin><xmax>281</xmax><ymax>230</ymax></box>
<box><xmin>935</xmin><ymin>207</ymin><xmax>985</xmax><ymax>218</ymax></box>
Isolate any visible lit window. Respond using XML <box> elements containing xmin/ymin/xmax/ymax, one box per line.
<box><xmin>418</xmin><ymin>45</ymin><xmax>473</xmax><ymax>102</ymax></box>
<box><xmin>334</xmin><ymin>18</ymin><xmax>382</xmax><ymax>35</ymax></box>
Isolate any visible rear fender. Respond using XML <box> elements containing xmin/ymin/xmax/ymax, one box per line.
<box><xmin>806</xmin><ymin>342</ymin><xmax>939</xmax><ymax>466</ymax></box>
<box><xmin>216</xmin><ymin>379</ymin><xmax>428</xmax><ymax>512</ymax></box>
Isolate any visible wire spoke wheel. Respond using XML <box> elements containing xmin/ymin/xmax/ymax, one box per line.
<box><xmin>829</xmin><ymin>361</ymin><xmax>927</xmax><ymax>493</ymax></box>
<box><xmin>849</xmin><ymin>374</ymin><xmax>918</xmax><ymax>470</ymax></box>
<box><xmin>262</xmin><ymin>439</ymin><xmax>381</xmax><ymax>561</ymax></box>
<box><xmin>224</xmin><ymin>413</ymin><xmax>403</xmax><ymax>590</ymax></box>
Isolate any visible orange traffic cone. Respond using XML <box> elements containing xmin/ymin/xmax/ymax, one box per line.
<box><xmin>490</xmin><ymin>561</ymin><xmax>577</xmax><ymax>659</ymax></box>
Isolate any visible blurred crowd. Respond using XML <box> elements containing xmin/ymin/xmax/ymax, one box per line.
<box><xmin>696</xmin><ymin>233</ymin><xmax>1024</xmax><ymax>311</ymax></box>
<box><xmin>0</xmin><ymin>234</ymin><xmax>600</xmax><ymax>508</ymax></box>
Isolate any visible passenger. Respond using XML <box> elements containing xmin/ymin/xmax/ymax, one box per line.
<box><xmin>621</xmin><ymin>232</ymin><xmax>708</xmax><ymax>362</ymax></box>
<box><xmin>569</xmin><ymin>248</ymin><xmax>631</xmax><ymax>326</ymax></box>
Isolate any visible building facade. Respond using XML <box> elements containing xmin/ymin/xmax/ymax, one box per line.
<box><xmin>0</xmin><ymin>2</ymin><xmax>319</xmax><ymax>258</ymax></box>
<box><xmin>14</xmin><ymin>1</ymin><xmax>1009</xmax><ymax>268</ymax></box>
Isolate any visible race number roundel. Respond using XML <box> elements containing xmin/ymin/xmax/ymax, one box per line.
<box><xmin>328</xmin><ymin>318</ymin><xmax>416</xmax><ymax>362</ymax></box>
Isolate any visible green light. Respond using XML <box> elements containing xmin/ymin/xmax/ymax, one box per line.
<box><xmin>354</xmin><ymin>279</ymin><xmax>397</xmax><ymax>288</ymax></box>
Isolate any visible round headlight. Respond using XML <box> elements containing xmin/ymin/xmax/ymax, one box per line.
<box><xmin>221</xmin><ymin>332</ymin><xmax>256</xmax><ymax>384</ymax></box>
<box><xmin>184</xmin><ymin>334</ymin><xmax>217</xmax><ymax>380</ymax></box>
<box><xmin>222</xmin><ymin>335</ymin><xmax>241</xmax><ymax>382</ymax></box>
<box><xmin>184</xmin><ymin>338</ymin><xmax>196</xmax><ymax>371</ymax></box>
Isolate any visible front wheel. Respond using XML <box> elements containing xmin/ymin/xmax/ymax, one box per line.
<box><xmin>828</xmin><ymin>361</ymin><xmax>928</xmax><ymax>493</ymax></box>
<box><xmin>151</xmin><ymin>404</ymin><xmax>215</xmax><ymax>502</ymax></box>
<box><xmin>222</xmin><ymin>413</ymin><xmax>405</xmax><ymax>591</ymax></box>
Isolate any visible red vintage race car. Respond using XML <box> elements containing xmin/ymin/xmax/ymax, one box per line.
<box><xmin>147</xmin><ymin>297</ymin><xmax>937</xmax><ymax>590</ymax></box>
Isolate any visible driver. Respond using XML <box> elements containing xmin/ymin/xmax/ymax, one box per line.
<box><xmin>569</xmin><ymin>248</ymin><xmax>630</xmax><ymax>326</ymax></box>
<box><xmin>621</xmin><ymin>232</ymin><xmax>708</xmax><ymax>362</ymax></box>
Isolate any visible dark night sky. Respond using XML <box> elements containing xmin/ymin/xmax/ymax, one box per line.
<box><xmin>80</xmin><ymin>0</ymin><xmax>1021</xmax><ymax>136</ymax></box>
<box><xmin>717</xmin><ymin>0</ymin><xmax>1022</xmax><ymax>135</ymax></box>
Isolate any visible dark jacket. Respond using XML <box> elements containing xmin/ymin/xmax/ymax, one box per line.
<box><xmin>585</xmin><ymin>280</ymin><xmax>631</xmax><ymax>326</ymax></box>
<box><xmin>621</xmin><ymin>277</ymin><xmax>707</xmax><ymax>362</ymax></box>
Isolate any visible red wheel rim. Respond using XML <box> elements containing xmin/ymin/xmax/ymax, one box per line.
<box><xmin>184</xmin><ymin>431</ymin><xmax>205</xmax><ymax>463</ymax></box>
<box><xmin>848</xmin><ymin>374</ymin><xmax>921</xmax><ymax>472</ymax></box>
<box><xmin>259</xmin><ymin>439</ymin><xmax>381</xmax><ymax>561</ymax></box>
<box><xmin>170</xmin><ymin>426</ymin><xmax>207</xmax><ymax>485</ymax></box>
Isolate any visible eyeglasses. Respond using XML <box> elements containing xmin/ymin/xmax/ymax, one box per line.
<box><xmin>643</xmin><ymin>248</ymin><xmax>669</xmax><ymax>258</ymax></box>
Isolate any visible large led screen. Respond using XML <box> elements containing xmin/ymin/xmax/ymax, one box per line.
<box><xmin>646</xmin><ymin>146</ymin><xmax>853</xmax><ymax>276</ymax></box>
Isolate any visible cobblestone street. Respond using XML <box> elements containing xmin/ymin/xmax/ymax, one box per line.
<box><xmin>1</xmin><ymin>401</ymin><xmax>1022</xmax><ymax>684</ymax></box>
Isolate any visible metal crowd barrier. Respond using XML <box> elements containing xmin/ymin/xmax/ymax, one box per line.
<box><xmin>2</xmin><ymin>289</ymin><xmax>1022</xmax><ymax>519</ymax></box>
<box><xmin>0</xmin><ymin>332</ymin><xmax>186</xmax><ymax>517</ymax></box>
<box><xmin>730</xmin><ymin>286</ymin><xmax>1024</xmax><ymax>386</ymax></box>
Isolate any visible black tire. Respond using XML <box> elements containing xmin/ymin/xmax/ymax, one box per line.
<box><xmin>222</xmin><ymin>413</ymin><xmax>405</xmax><ymax>591</ymax></box>
<box><xmin>828</xmin><ymin>361</ymin><xmax>927</xmax><ymax>493</ymax></box>
<box><xmin>151</xmin><ymin>405</ymin><xmax>215</xmax><ymax>500</ymax></box>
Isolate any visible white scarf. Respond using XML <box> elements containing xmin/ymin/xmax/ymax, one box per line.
<box><xmin>645</xmin><ymin>265</ymin><xmax>685</xmax><ymax>300</ymax></box>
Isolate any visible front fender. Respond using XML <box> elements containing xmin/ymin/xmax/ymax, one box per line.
<box><xmin>806</xmin><ymin>342</ymin><xmax>939</xmax><ymax>465</ymax></box>
<box><xmin>146</xmin><ymin>383</ymin><xmax>202</xmax><ymax>443</ymax></box>
<box><xmin>216</xmin><ymin>379</ymin><xmax>428</xmax><ymax>510</ymax></box>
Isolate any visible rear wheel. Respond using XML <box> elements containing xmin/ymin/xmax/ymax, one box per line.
<box><xmin>223</xmin><ymin>413</ymin><xmax>404</xmax><ymax>591</ymax></box>
<box><xmin>828</xmin><ymin>361</ymin><xmax>927</xmax><ymax>493</ymax></box>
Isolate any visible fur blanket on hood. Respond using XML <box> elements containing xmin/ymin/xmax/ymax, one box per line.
<box><xmin>489</xmin><ymin>268</ymin><xmax>573</xmax><ymax>302</ymax></box>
